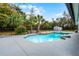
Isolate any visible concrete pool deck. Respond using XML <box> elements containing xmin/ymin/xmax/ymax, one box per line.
<box><xmin>0</xmin><ymin>32</ymin><xmax>79</xmax><ymax>56</ymax></box>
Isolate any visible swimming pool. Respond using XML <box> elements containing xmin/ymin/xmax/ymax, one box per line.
<box><xmin>24</xmin><ymin>32</ymin><xmax>70</xmax><ymax>43</ymax></box>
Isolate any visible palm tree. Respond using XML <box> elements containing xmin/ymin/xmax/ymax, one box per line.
<box><xmin>26</xmin><ymin>8</ymin><xmax>39</xmax><ymax>33</ymax></box>
<box><xmin>36</xmin><ymin>15</ymin><xmax>43</xmax><ymax>32</ymax></box>
<box><xmin>29</xmin><ymin>8</ymin><xmax>35</xmax><ymax>33</ymax></box>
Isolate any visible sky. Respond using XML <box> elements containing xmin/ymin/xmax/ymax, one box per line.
<box><xmin>16</xmin><ymin>3</ymin><xmax>68</xmax><ymax>21</ymax></box>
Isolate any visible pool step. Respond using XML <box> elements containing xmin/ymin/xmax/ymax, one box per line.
<box><xmin>61</xmin><ymin>35</ymin><xmax>71</xmax><ymax>40</ymax></box>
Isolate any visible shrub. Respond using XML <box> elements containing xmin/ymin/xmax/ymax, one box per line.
<box><xmin>15</xmin><ymin>25</ymin><xmax>27</xmax><ymax>35</ymax></box>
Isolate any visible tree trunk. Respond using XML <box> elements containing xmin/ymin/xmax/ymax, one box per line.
<box><xmin>37</xmin><ymin>24</ymin><xmax>40</xmax><ymax>33</ymax></box>
<box><xmin>30</xmin><ymin>25</ymin><xmax>33</xmax><ymax>33</ymax></box>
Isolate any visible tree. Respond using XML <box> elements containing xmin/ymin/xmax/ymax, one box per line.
<box><xmin>35</xmin><ymin>15</ymin><xmax>44</xmax><ymax>32</ymax></box>
<box><xmin>29</xmin><ymin>8</ymin><xmax>35</xmax><ymax>33</ymax></box>
<box><xmin>0</xmin><ymin>3</ymin><xmax>13</xmax><ymax>31</ymax></box>
<box><xmin>0</xmin><ymin>14</ymin><xmax>9</xmax><ymax>31</ymax></box>
<box><xmin>0</xmin><ymin>3</ymin><xmax>26</xmax><ymax>31</ymax></box>
<box><xmin>25</xmin><ymin>8</ymin><xmax>36</xmax><ymax>33</ymax></box>
<box><xmin>55</xmin><ymin>11</ymin><xmax>75</xmax><ymax>30</ymax></box>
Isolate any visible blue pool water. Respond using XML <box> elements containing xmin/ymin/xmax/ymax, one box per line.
<box><xmin>24</xmin><ymin>32</ymin><xmax>70</xmax><ymax>43</ymax></box>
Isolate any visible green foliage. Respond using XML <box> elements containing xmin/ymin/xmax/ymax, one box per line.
<box><xmin>0</xmin><ymin>3</ymin><xmax>76</xmax><ymax>33</ymax></box>
<box><xmin>15</xmin><ymin>25</ymin><xmax>27</xmax><ymax>35</ymax></box>
<box><xmin>0</xmin><ymin>3</ymin><xmax>26</xmax><ymax>32</ymax></box>
<box><xmin>0</xmin><ymin>14</ymin><xmax>9</xmax><ymax>27</ymax></box>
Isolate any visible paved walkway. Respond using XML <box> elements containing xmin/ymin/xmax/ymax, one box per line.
<box><xmin>0</xmin><ymin>33</ymin><xmax>79</xmax><ymax>56</ymax></box>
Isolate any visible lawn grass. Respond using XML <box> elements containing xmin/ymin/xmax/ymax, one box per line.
<box><xmin>0</xmin><ymin>32</ymin><xmax>15</xmax><ymax>35</ymax></box>
<box><xmin>40</xmin><ymin>30</ymin><xmax>74</xmax><ymax>32</ymax></box>
<box><xmin>63</xmin><ymin>30</ymin><xmax>75</xmax><ymax>32</ymax></box>
<box><xmin>0</xmin><ymin>30</ymin><xmax>74</xmax><ymax>35</ymax></box>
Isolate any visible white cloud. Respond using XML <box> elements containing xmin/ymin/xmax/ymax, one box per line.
<box><xmin>27</xmin><ymin>4</ymin><xmax>36</xmax><ymax>10</ymax></box>
<box><xmin>19</xmin><ymin>5</ymin><xmax>27</xmax><ymax>9</ymax></box>
<box><xmin>26</xmin><ymin>4</ymin><xmax>45</xmax><ymax>15</ymax></box>
<box><xmin>18</xmin><ymin>4</ymin><xmax>45</xmax><ymax>16</ymax></box>
<box><xmin>55</xmin><ymin>13</ymin><xmax>63</xmax><ymax>18</ymax></box>
<box><xmin>26</xmin><ymin>12</ymin><xmax>30</xmax><ymax>15</ymax></box>
<box><xmin>51</xmin><ymin>13</ymin><xmax>64</xmax><ymax>20</ymax></box>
